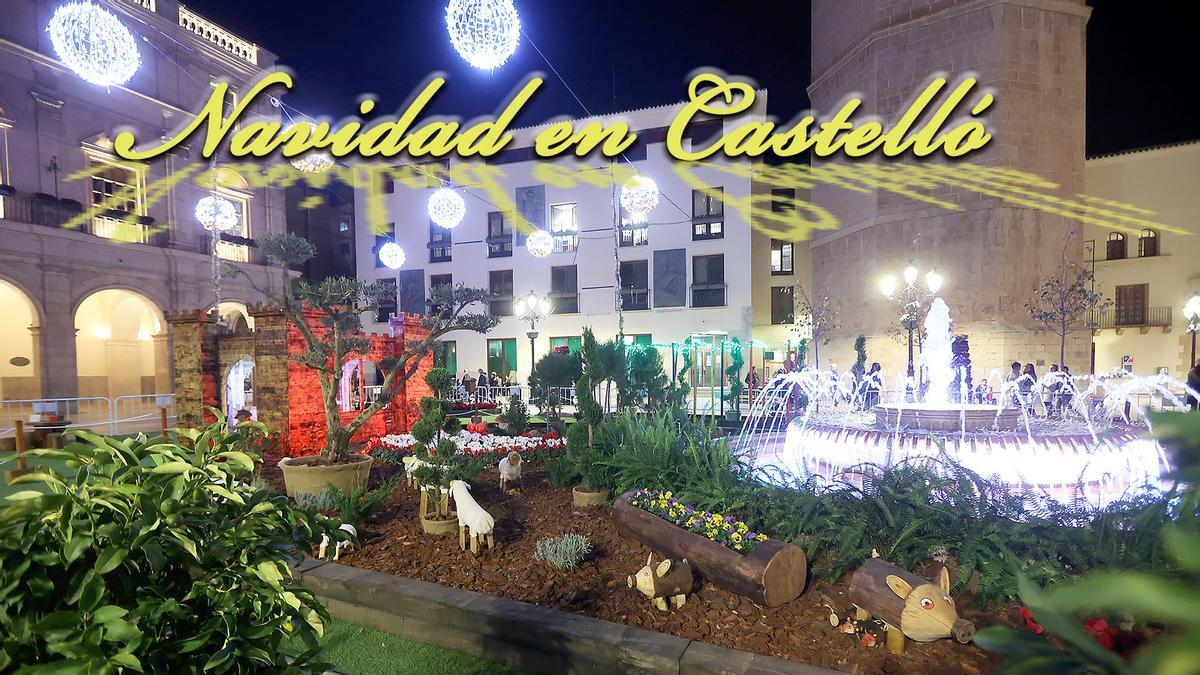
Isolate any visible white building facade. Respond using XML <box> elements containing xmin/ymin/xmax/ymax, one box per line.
<box><xmin>355</xmin><ymin>100</ymin><xmax>778</xmax><ymax>388</ymax></box>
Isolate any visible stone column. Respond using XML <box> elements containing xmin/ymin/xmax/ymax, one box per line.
<box><xmin>249</xmin><ymin>306</ymin><xmax>290</xmax><ymax>440</ymax></box>
<box><xmin>38</xmin><ymin>268</ymin><xmax>78</xmax><ymax>399</ymax></box>
<box><xmin>26</xmin><ymin>326</ymin><xmax>44</xmax><ymax>399</ymax></box>
<box><xmin>153</xmin><ymin>333</ymin><xmax>172</xmax><ymax>394</ymax></box>
<box><xmin>164</xmin><ymin>310</ymin><xmax>218</xmax><ymax>427</ymax></box>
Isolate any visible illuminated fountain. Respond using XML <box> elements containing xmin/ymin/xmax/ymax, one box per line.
<box><xmin>737</xmin><ymin>297</ymin><xmax>1189</xmax><ymax>508</ymax></box>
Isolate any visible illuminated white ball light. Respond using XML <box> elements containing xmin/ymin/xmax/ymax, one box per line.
<box><xmin>445</xmin><ymin>0</ymin><xmax>521</xmax><ymax>70</ymax></box>
<box><xmin>195</xmin><ymin>195</ymin><xmax>238</xmax><ymax>232</ymax></box>
<box><xmin>427</xmin><ymin>187</ymin><xmax>466</xmax><ymax>229</ymax></box>
<box><xmin>378</xmin><ymin>242</ymin><xmax>406</xmax><ymax>270</ymax></box>
<box><xmin>525</xmin><ymin>229</ymin><xmax>553</xmax><ymax>259</ymax></box>
<box><xmin>286</xmin><ymin>121</ymin><xmax>334</xmax><ymax>173</ymax></box>
<box><xmin>620</xmin><ymin>175</ymin><xmax>660</xmax><ymax>224</ymax></box>
<box><xmin>47</xmin><ymin>1</ymin><xmax>141</xmax><ymax>87</ymax></box>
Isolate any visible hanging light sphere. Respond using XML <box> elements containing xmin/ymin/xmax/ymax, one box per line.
<box><xmin>195</xmin><ymin>195</ymin><xmax>238</xmax><ymax>232</ymax></box>
<box><xmin>427</xmin><ymin>187</ymin><xmax>466</xmax><ymax>229</ymax></box>
<box><xmin>445</xmin><ymin>0</ymin><xmax>521</xmax><ymax>70</ymax></box>
<box><xmin>526</xmin><ymin>229</ymin><xmax>554</xmax><ymax>259</ymax></box>
<box><xmin>378</xmin><ymin>242</ymin><xmax>406</xmax><ymax>270</ymax></box>
<box><xmin>620</xmin><ymin>175</ymin><xmax>660</xmax><ymax>224</ymax></box>
<box><xmin>47</xmin><ymin>1</ymin><xmax>141</xmax><ymax>87</ymax></box>
<box><xmin>286</xmin><ymin>121</ymin><xmax>334</xmax><ymax>173</ymax></box>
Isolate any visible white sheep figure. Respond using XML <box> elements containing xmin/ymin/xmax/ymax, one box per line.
<box><xmin>498</xmin><ymin>451</ymin><xmax>522</xmax><ymax>493</ymax></box>
<box><xmin>449</xmin><ymin>479</ymin><xmax>494</xmax><ymax>553</ymax></box>
<box><xmin>401</xmin><ymin>456</ymin><xmax>431</xmax><ymax>488</ymax></box>
<box><xmin>317</xmin><ymin>523</ymin><xmax>358</xmax><ymax>560</ymax></box>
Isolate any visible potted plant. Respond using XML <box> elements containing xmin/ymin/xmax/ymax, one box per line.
<box><xmin>233</xmin><ymin>233</ymin><xmax>497</xmax><ymax>497</ymax></box>
<box><xmin>722</xmin><ymin>337</ymin><xmax>744</xmax><ymax>422</ymax></box>
<box><xmin>567</xmin><ymin>329</ymin><xmax>615</xmax><ymax>507</ymax></box>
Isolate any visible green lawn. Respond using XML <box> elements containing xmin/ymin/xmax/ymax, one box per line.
<box><xmin>297</xmin><ymin>620</ymin><xmax>526</xmax><ymax>675</ymax></box>
<box><xmin>0</xmin><ymin>453</ymin><xmax>71</xmax><ymax>499</ymax></box>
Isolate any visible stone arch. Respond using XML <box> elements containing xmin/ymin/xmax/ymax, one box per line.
<box><xmin>0</xmin><ymin>277</ymin><xmax>42</xmax><ymax>399</ymax></box>
<box><xmin>73</xmin><ymin>289</ymin><xmax>168</xmax><ymax>399</ymax></box>
<box><xmin>223</xmin><ymin>356</ymin><xmax>256</xmax><ymax>422</ymax></box>
<box><xmin>337</xmin><ymin>357</ymin><xmax>383</xmax><ymax>412</ymax></box>
<box><xmin>216</xmin><ymin>300</ymin><xmax>255</xmax><ymax>334</ymax></box>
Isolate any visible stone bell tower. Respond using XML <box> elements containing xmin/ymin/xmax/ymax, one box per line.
<box><xmin>809</xmin><ymin>0</ymin><xmax>1092</xmax><ymax>374</ymax></box>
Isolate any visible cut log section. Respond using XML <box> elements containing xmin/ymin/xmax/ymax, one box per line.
<box><xmin>611</xmin><ymin>491</ymin><xmax>807</xmax><ymax>607</ymax></box>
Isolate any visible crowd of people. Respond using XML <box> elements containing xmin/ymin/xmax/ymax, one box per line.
<box><xmin>457</xmin><ymin>368</ymin><xmax>520</xmax><ymax>400</ymax></box>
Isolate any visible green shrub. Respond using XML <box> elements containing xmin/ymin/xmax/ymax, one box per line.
<box><xmin>545</xmin><ymin>457</ymin><xmax>581</xmax><ymax>488</ymax></box>
<box><xmin>424</xmin><ymin>367</ymin><xmax>453</xmax><ymax>399</ymax></box>
<box><xmin>0</xmin><ymin>415</ymin><xmax>338</xmax><ymax>672</ymax></box>
<box><xmin>534</xmin><ymin>533</ymin><xmax>592</xmax><ymax>570</ymax></box>
<box><xmin>328</xmin><ymin>476</ymin><xmax>401</xmax><ymax>528</ymax></box>
<box><xmin>295</xmin><ymin>486</ymin><xmax>338</xmax><ymax>512</ymax></box>
<box><xmin>498</xmin><ymin>397</ymin><xmax>530</xmax><ymax>436</ymax></box>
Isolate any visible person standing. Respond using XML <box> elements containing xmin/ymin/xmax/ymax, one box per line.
<box><xmin>864</xmin><ymin>362</ymin><xmax>883</xmax><ymax>409</ymax></box>
<box><xmin>1019</xmin><ymin>363</ymin><xmax>1038</xmax><ymax>413</ymax></box>
<box><xmin>1005</xmin><ymin>361</ymin><xmax>1022</xmax><ymax>406</ymax></box>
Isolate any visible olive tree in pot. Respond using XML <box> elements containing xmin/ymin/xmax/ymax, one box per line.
<box><xmin>234</xmin><ymin>233</ymin><xmax>497</xmax><ymax>497</ymax></box>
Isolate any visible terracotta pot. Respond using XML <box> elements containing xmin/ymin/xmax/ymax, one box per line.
<box><xmin>421</xmin><ymin>512</ymin><xmax>459</xmax><ymax>536</ymax></box>
<box><xmin>279</xmin><ymin>454</ymin><xmax>372</xmax><ymax>498</ymax></box>
<box><xmin>572</xmin><ymin>486</ymin><xmax>610</xmax><ymax>507</ymax></box>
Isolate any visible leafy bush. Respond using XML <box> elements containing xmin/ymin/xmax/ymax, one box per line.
<box><xmin>295</xmin><ymin>486</ymin><xmax>338</xmax><ymax>512</ymax></box>
<box><xmin>328</xmin><ymin>476</ymin><xmax>401</xmax><ymax>527</ymax></box>
<box><xmin>545</xmin><ymin>457</ymin><xmax>581</xmax><ymax>488</ymax></box>
<box><xmin>498</xmin><ymin>397</ymin><xmax>530</xmax><ymax>436</ymax></box>
<box><xmin>424</xmin><ymin>367</ymin><xmax>453</xmax><ymax>399</ymax></box>
<box><xmin>534</xmin><ymin>533</ymin><xmax>592</xmax><ymax>570</ymax></box>
<box><xmin>0</xmin><ymin>416</ymin><xmax>338</xmax><ymax>672</ymax></box>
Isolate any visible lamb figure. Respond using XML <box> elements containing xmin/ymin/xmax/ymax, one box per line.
<box><xmin>448</xmin><ymin>479</ymin><xmax>494</xmax><ymax>553</ymax></box>
<box><xmin>317</xmin><ymin>523</ymin><xmax>358</xmax><ymax>560</ymax></box>
<box><xmin>401</xmin><ymin>455</ymin><xmax>431</xmax><ymax>488</ymax></box>
<box><xmin>498</xmin><ymin>451</ymin><xmax>522</xmax><ymax>493</ymax></box>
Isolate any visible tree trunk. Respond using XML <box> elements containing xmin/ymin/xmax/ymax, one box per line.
<box><xmin>611</xmin><ymin>492</ymin><xmax>807</xmax><ymax>607</ymax></box>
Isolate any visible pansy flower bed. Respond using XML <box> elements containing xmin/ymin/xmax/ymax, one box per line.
<box><xmin>629</xmin><ymin>488</ymin><xmax>768</xmax><ymax>553</ymax></box>
<box><xmin>365</xmin><ymin>430</ymin><xmax>565</xmax><ymax>463</ymax></box>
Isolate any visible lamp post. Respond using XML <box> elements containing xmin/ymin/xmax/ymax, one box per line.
<box><xmin>515</xmin><ymin>290</ymin><xmax>550</xmax><ymax>377</ymax></box>
<box><xmin>881</xmin><ymin>265</ymin><xmax>943</xmax><ymax>390</ymax></box>
<box><xmin>1184</xmin><ymin>292</ymin><xmax>1200</xmax><ymax>368</ymax></box>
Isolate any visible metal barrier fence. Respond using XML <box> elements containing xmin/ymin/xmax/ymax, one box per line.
<box><xmin>1</xmin><ymin>395</ymin><xmax>175</xmax><ymax>438</ymax></box>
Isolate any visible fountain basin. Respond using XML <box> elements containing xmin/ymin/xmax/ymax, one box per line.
<box><xmin>873</xmin><ymin>403</ymin><xmax>1021</xmax><ymax>432</ymax></box>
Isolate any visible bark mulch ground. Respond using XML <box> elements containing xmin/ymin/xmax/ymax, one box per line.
<box><xmin>330</xmin><ymin>462</ymin><xmax>1008</xmax><ymax>674</ymax></box>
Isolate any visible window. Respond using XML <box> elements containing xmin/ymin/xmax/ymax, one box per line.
<box><xmin>429</xmin><ymin>273</ymin><xmax>452</xmax><ymax>312</ymax></box>
<box><xmin>487</xmin><ymin>211</ymin><xmax>513</xmax><ymax>257</ymax></box>
<box><xmin>771</xmin><ymin>239</ymin><xmax>794</xmax><ymax>275</ymax></box>
<box><xmin>771</xmin><ymin>286</ymin><xmax>794</xmax><ymax>325</ymax></box>
<box><xmin>373</xmin><ymin>233</ymin><xmax>393</xmax><ymax>268</ymax></box>
<box><xmin>550</xmin><ymin>202</ymin><xmax>578</xmax><ymax>252</ymax></box>
<box><xmin>213</xmin><ymin>191</ymin><xmax>251</xmax><ymax>262</ymax></box>
<box><xmin>441</xmin><ymin>340</ymin><xmax>457</xmax><ymax>375</ymax></box>
<box><xmin>692</xmin><ymin>187</ymin><xmax>724</xmax><ymax>240</ymax></box>
<box><xmin>487</xmin><ymin>338</ymin><xmax>518</xmax><ymax>378</ymax></box>
<box><xmin>691</xmin><ymin>254</ymin><xmax>725</xmax><ymax>307</ymax></box>
<box><xmin>1115</xmin><ymin>284</ymin><xmax>1148</xmax><ymax>326</ymax></box>
<box><xmin>429</xmin><ymin>220</ymin><xmax>452</xmax><ymax>263</ymax></box>
<box><xmin>550</xmin><ymin>265</ymin><xmax>578</xmax><ymax>314</ymax></box>
<box><xmin>620</xmin><ymin>260</ymin><xmax>649</xmax><ymax>310</ymax></box>
<box><xmin>623</xmin><ymin>334</ymin><xmax>652</xmax><ymax>346</ymax></box>
<box><xmin>489</xmin><ymin>270</ymin><xmax>513</xmax><ymax>316</ymax></box>
<box><xmin>550</xmin><ymin>336</ymin><xmax>582</xmax><ymax>353</ymax></box>
<box><xmin>375</xmin><ymin>279</ymin><xmax>397</xmax><ymax>323</ymax></box>
<box><xmin>382</xmin><ymin>173</ymin><xmax>395</xmax><ymax>194</ymax></box>
<box><xmin>1138</xmin><ymin>229</ymin><xmax>1158</xmax><ymax>257</ymax></box>
<box><xmin>338</xmin><ymin>220</ymin><xmax>351</xmax><ymax>233</ymax></box>
<box><xmin>771</xmin><ymin>188</ymin><xmax>795</xmax><ymax>213</ymax></box>
<box><xmin>1106</xmin><ymin>232</ymin><xmax>1126</xmax><ymax>260</ymax></box>
<box><xmin>88</xmin><ymin>158</ymin><xmax>146</xmax><ymax>243</ymax></box>
<box><xmin>619</xmin><ymin>205</ymin><xmax>649</xmax><ymax>247</ymax></box>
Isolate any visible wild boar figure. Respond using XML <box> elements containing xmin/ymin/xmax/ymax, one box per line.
<box><xmin>626</xmin><ymin>553</ymin><xmax>693</xmax><ymax>611</ymax></box>
<box><xmin>849</xmin><ymin>558</ymin><xmax>975</xmax><ymax>654</ymax></box>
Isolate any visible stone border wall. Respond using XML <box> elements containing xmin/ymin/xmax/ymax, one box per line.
<box><xmin>292</xmin><ymin>559</ymin><xmax>834</xmax><ymax>675</ymax></box>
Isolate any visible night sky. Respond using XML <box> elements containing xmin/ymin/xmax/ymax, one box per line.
<box><xmin>192</xmin><ymin>0</ymin><xmax>1195</xmax><ymax>157</ymax></box>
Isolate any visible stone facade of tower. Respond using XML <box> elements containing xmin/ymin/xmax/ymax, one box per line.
<box><xmin>808</xmin><ymin>0</ymin><xmax>1093</xmax><ymax>378</ymax></box>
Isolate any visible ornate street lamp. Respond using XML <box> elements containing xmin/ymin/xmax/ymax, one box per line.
<box><xmin>880</xmin><ymin>265</ymin><xmax>944</xmax><ymax>383</ymax></box>
<box><xmin>515</xmin><ymin>290</ymin><xmax>550</xmax><ymax>371</ymax></box>
<box><xmin>1183</xmin><ymin>292</ymin><xmax>1200</xmax><ymax>368</ymax></box>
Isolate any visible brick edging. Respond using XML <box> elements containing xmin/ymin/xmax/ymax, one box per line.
<box><xmin>292</xmin><ymin>559</ymin><xmax>836</xmax><ymax>674</ymax></box>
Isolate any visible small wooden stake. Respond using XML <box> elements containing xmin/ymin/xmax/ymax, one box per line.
<box><xmin>459</xmin><ymin>525</ymin><xmax>467</xmax><ymax>550</ymax></box>
<box><xmin>160</xmin><ymin>408</ymin><xmax>169</xmax><ymax>435</ymax></box>
<box><xmin>5</xmin><ymin>420</ymin><xmax>32</xmax><ymax>484</ymax></box>
<box><xmin>886</xmin><ymin>624</ymin><xmax>905</xmax><ymax>655</ymax></box>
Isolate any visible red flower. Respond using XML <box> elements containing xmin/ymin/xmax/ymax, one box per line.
<box><xmin>1084</xmin><ymin>618</ymin><xmax>1117</xmax><ymax>651</ymax></box>
<box><xmin>1019</xmin><ymin>607</ymin><xmax>1045</xmax><ymax>635</ymax></box>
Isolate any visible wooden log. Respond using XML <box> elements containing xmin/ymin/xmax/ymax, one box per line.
<box><xmin>611</xmin><ymin>491</ymin><xmax>807</xmax><ymax>607</ymax></box>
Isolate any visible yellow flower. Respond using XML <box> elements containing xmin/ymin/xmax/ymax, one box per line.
<box><xmin>731</xmin><ymin>533</ymin><xmax>742</xmax><ymax>542</ymax></box>
<box><xmin>757</xmin><ymin>533</ymin><xmax>768</xmax><ymax>541</ymax></box>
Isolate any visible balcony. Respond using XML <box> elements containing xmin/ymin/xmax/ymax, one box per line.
<box><xmin>177</xmin><ymin>5</ymin><xmax>259</xmax><ymax>65</ymax></box>
<box><xmin>621</xmin><ymin>288</ymin><xmax>649</xmax><ymax>311</ymax></box>
<box><xmin>691</xmin><ymin>283</ymin><xmax>727</xmax><ymax>308</ymax></box>
<box><xmin>1</xmin><ymin>191</ymin><xmax>166</xmax><ymax>246</ymax></box>
<box><xmin>1089</xmin><ymin>306</ymin><xmax>1172</xmax><ymax>331</ymax></box>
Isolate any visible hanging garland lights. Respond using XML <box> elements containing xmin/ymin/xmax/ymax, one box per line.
<box><xmin>525</xmin><ymin>229</ymin><xmax>554</xmax><ymax>259</ymax></box>
<box><xmin>195</xmin><ymin>195</ymin><xmax>238</xmax><ymax>232</ymax></box>
<box><xmin>620</xmin><ymin>175</ymin><xmax>660</xmax><ymax>225</ymax></box>
<box><xmin>47</xmin><ymin>1</ymin><xmax>141</xmax><ymax>87</ymax></box>
<box><xmin>286</xmin><ymin>121</ymin><xmax>334</xmax><ymax>173</ymax></box>
<box><xmin>378</xmin><ymin>241</ymin><xmax>406</xmax><ymax>270</ymax></box>
<box><xmin>445</xmin><ymin>0</ymin><xmax>521</xmax><ymax>71</ymax></box>
<box><xmin>427</xmin><ymin>186</ymin><xmax>466</xmax><ymax>229</ymax></box>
